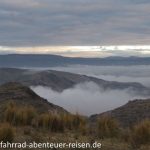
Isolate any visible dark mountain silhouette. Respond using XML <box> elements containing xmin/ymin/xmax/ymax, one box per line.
<box><xmin>1</xmin><ymin>54</ymin><xmax>150</xmax><ymax>67</ymax></box>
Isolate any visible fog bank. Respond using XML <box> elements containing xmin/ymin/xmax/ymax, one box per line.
<box><xmin>31</xmin><ymin>82</ymin><xmax>146</xmax><ymax>116</ymax></box>
<box><xmin>50</xmin><ymin>65</ymin><xmax>150</xmax><ymax>87</ymax></box>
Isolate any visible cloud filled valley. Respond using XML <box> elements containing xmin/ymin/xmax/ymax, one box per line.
<box><xmin>28</xmin><ymin>65</ymin><xmax>150</xmax><ymax>116</ymax></box>
<box><xmin>31</xmin><ymin>81</ymin><xmax>148</xmax><ymax>116</ymax></box>
<box><xmin>0</xmin><ymin>65</ymin><xmax>149</xmax><ymax>116</ymax></box>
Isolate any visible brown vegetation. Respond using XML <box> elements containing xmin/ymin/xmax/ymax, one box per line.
<box><xmin>0</xmin><ymin>101</ymin><xmax>149</xmax><ymax>150</ymax></box>
<box><xmin>4</xmin><ymin>101</ymin><xmax>36</xmax><ymax>126</ymax></box>
<box><xmin>3</xmin><ymin>102</ymin><xmax>87</xmax><ymax>134</ymax></box>
<box><xmin>130</xmin><ymin>119</ymin><xmax>150</xmax><ymax>148</ymax></box>
<box><xmin>0</xmin><ymin>123</ymin><xmax>14</xmax><ymax>142</ymax></box>
<box><xmin>97</xmin><ymin>115</ymin><xmax>120</xmax><ymax>139</ymax></box>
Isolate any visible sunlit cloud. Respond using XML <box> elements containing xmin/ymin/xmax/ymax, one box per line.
<box><xmin>0</xmin><ymin>45</ymin><xmax>150</xmax><ymax>57</ymax></box>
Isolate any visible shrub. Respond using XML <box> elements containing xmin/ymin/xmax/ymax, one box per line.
<box><xmin>78</xmin><ymin>121</ymin><xmax>87</xmax><ymax>135</ymax></box>
<box><xmin>37</xmin><ymin>114</ymin><xmax>51</xmax><ymax>129</ymax></box>
<box><xmin>62</xmin><ymin>114</ymin><xmax>73</xmax><ymax>130</ymax></box>
<box><xmin>16</xmin><ymin>106</ymin><xmax>36</xmax><ymax>126</ymax></box>
<box><xmin>72</xmin><ymin>113</ymin><xmax>86</xmax><ymax>128</ymax></box>
<box><xmin>4</xmin><ymin>102</ymin><xmax>87</xmax><ymax>134</ymax></box>
<box><xmin>4</xmin><ymin>102</ymin><xmax>16</xmax><ymax>124</ymax></box>
<box><xmin>130</xmin><ymin>119</ymin><xmax>150</xmax><ymax>148</ymax></box>
<box><xmin>97</xmin><ymin>115</ymin><xmax>120</xmax><ymax>139</ymax></box>
<box><xmin>72</xmin><ymin>113</ymin><xmax>82</xmax><ymax>129</ymax></box>
<box><xmin>120</xmin><ymin>128</ymin><xmax>131</xmax><ymax>143</ymax></box>
<box><xmin>51</xmin><ymin>115</ymin><xmax>64</xmax><ymax>132</ymax></box>
<box><xmin>36</xmin><ymin>113</ymin><xmax>87</xmax><ymax>133</ymax></box>
<box><xmin>37</xmin><ymin>113</ymin><xmax>64</xmax><ymax>132</ymax></box>
<box><xmin>0</xmin><ymin>123</ymin><xmax>14</xmax><ymax>142</ymax></box>
<box><xmin>4</xmin><ymin>102</ymin><xmax>36</xmax><ymax>126</ymax></box>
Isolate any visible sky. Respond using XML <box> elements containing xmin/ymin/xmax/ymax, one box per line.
<box><xmin>0</xmin><ymin>0</ymin><xmax>150</xmax><ymax>57</ymax></box>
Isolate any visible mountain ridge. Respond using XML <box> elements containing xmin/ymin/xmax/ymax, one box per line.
<box><xmin>0</xmin><ymin>68</ymin><xmax>149</xmax><ymax>95</ymax></box>
<box><xmin>1</xmin><ymin>54</ymin><xmax>150</xmax><ymax>67</ymax></box>
<box><xmin>0</xmin><ymin>82</ymin><xmax>68</xmax><ymax>114</ymax></box>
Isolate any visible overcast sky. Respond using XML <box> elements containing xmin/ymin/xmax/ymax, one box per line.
<box><xmin>0</xmin><ymin>0</ymin><xmax>150</xmax><ymax>57</ymax></box>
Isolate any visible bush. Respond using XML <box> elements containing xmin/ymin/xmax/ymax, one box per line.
<box><xmin>4</xmin><ymin>102</ymin><xmax>16</xmax><ymax>124</ymax></box>
<box><xmin>3</xmin><ymin>102</ymin><xmax>87</xmax><ymax>134</ymax></box>
<box><xmin>130</xmin><ymin>119</ymin><xmax>150</xmax><ymax>148</ymax></box>
<box><xmin>62</xmin><ymin>114</ymin><xmax>73</xmax><ymax>130</ymax></box>
<box><xmin>36</xmin><ymin>113</ymin><xmax>87</xmax><ymax>133</ymax></box>
<box><xmin>37</xmin><ymin>113</ymin><xmax>64</xmax><ymax>132</ymax></box>
<box><xmin>78</xmin><ymin>121</ymin><xmax>87</xmax><ymax>135</ymax></box>
<box><xmin>72</xmin><ymin>113</ymin><xmax>83</xmax><ymax>129</ymax></box>
<box><xmin>4</xmin><ymin>102</ymin><xmax>36</xmax><ymax>126</ymax></box>
<box><xmin>15</xmin><ymin>106</ymin><xmax>36</xmax><ymax>126</ymax></box>
<box><xmin>119</xmin><ymin>128</ymin><xmax>131</xmax><ymax>143</ymax></box>
<box><xmin>97</xmin><ymin>115</ymin><xmax>120</xmax><ymax>139</ymax></box>
<box><xmin>51</xmin><ymin>115</ymin><xmax>64</xmax><ymax>132</ymax></box>
<box><xmin>72</xmin><ymin>113</ymin><xmax>87</xmax><ymax>132</ymax></box>
<box><xmin>0</xmin><ymin>123</ymin><xmax>14</xmax><ymax>142</ymax></box>
<box><xmin>37</xmin><ymin>113</ymin><xmax>51</xmax><ymax>129</ymax></box>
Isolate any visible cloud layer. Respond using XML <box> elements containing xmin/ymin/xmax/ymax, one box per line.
<box><xmin>0</xmin><ymin>0</ymin><xmax>150</xmax><ymax>46</ymax></box>
<box><xmin>51</xmin><ymin>65</ymin><xmax>150</xmax><ymax>87</ymax></box>
<box><xmin>31</xmin><ymin>82</ymin><xmax>147</xmax><ymax>116</ymax></box>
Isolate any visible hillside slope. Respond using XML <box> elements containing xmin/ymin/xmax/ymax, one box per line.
<box><xmin>0</xmin><ymin>68</ymin><xmax>149</xmax><ymax>95</ymax></box>
<box><xmin>0</xmin><ymin>82</ymin><xmax>67</xmax><ymax>114</ymax></box>
<box><xmin>90</xmin><ymin>99</ymin><xmax>150</xmax><ymax>127</ymax></box>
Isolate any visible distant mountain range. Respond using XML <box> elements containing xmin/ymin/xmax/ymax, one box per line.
<box><xmin>90</xmin><ymin>99</ymin><xmax>150</xmax><ymax>127</ymax></box>
<box><xmin>1</xmin><ymin>54</ymin><xmax>150</xmax><ymax>67</ymax></box>
<box><xmin>0</xmin><ymin>68</ymin><xmax>149</xmax><ymax>95</ymax></box>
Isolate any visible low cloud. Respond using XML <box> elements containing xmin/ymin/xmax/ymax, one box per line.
<box><xmin>50</xmin><ymin>65</ymin><xmax>150</xmax><ymax>87</ymax></box>
<box><xmin>31</xmin><ymin>82</ymin><xmax>146</xmax><ymax>116</ymax></box>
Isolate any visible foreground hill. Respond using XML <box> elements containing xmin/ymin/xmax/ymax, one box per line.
<box><xmin>0</xmin><ymin>82</ymin><xmax>67</xmax><ymax>114</ymax></box>
<box><xmin>0</xmin><ymin>68</ymin><xmax>149</xmax><ymax>95</ymax></box>
<box><xmin>90</xmin><ymin>99</ymin><xmax>150</xmax><ymax>127</ymax></box>
<box><xmin>0</xmin><ymin>82</ymin><xmax>149</xmax><ymax>150</ymax></box>
<box><xmin>1</xmin><ymin>54</ymin><xmax>150</xmax><ymax>67</ymax></box>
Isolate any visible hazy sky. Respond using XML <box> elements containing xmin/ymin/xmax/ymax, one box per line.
<box><xmin>0</xmin><ymin>0</ymin><xmax>150</xmax><ymax>57</ymax></box>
